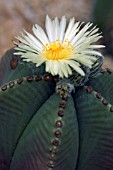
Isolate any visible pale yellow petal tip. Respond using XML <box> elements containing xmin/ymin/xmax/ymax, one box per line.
<box><xmin>46</xmin><ymin>15</ymin><xmax>51</xmax><ymax>21</ymax></box>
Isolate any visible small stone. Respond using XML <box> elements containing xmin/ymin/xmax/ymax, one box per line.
<box><xmin>58</xmin><ymin>110</ymin><xmax>64</xmax><ymax>117</ymax></box>
<box><xmin>110</xmin><ymin>106</ymin><xmax>113</xmax><ymax>112</ymax></box>
<box><xmin>55</xmin><ymin>130</ymin><xmax>61</xmax><ymax>138</ymax></box>
<box><xmin>52</xmin><ymin>140</ymin><xmax>59</xmax><ymax>146</ymax></box>
<box><xmin>102</xmin><ymin>99</ymin><xmax>108</xmax><ymax>105</ymax></box>
<box><xmin>35</xmin><ymin>75</ymin><xmax>42</xmax><ymax>81</ymax></box>
<box><xmin>56</xmin><ymin>120</ymin><xmax>63</xmax><ymax>128</ymax></box>
<box><xmin>96</xmin><ymin>93</ymin><xmax>102</xmax><ymax>99</ymax></box>
<box><xmin>9</xmin><ymin>81</ymin><xmax>15</xmax><ymax>88</ymax></box>
<box><xmin>27</xmin><ymin>77</ymin><xmax>33</xmax><ymax>82</ymax></box>
<box><xmin>17</xmin><ymin>78</ymin><xmax>23</xmax><ymax>84</ymax></box>
<box><xmin>1</xmin><ymin>85</ymin><xmax>7</xmax><ymax>91</ymax></box>
<box><xmin>86</xmin><ymin>86</ymin><xmax>93</xmax><ymax>93</ymax></box>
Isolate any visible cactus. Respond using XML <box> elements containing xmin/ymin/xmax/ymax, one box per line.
<box><xmin>0</xmin><ymin>16</ymin><xmax>112</xmax><ymax>170</ymax></box>
<box><xmin>0</xmin><ymin>48</ymin><xmax>113</xmax><ymax>170</ymax></box>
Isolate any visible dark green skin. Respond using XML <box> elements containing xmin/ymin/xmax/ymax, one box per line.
<box><xmin>0</xmin><ymin>49</ymin><xmax>113</xmax><ymax>170</ymax></box>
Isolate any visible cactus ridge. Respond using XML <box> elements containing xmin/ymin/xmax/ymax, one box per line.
<box><xmin>85</xmin><ymin>86</ymin><xmax>113</xmax><ymax>113</ymax></box>
<box><xmin>0</xmin><ymin>76</ymin><xmax>55</xmax><ymax>169</ymax></box>
<box><xmin>46</xmin><ymin>96</ymin><xmax>68</xmax><ymax>169</ymax></box>
<box><xmin>87</xmin><ymin>68</ymin><xmax>113</xmax><ymax>105</ymax></box>
<box><xmin>9</xmin><ymin>93</ymin><xmax>79</xmax><ymax>170</ymax></box>
<box><xmin>0</xmin><ymin>74</ymin><xmax>57</xmax><ymax>92</ymax></box>
<box><xmin>73</xmin><ymin>81</ymin><xmax>113</xmax><ymax>170</ymax></box>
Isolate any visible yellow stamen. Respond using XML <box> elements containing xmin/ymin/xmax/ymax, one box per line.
<box><xmin>42</xmin><ymin>39</ymin><xmax>74</xmax><ymax>60</ymax></box>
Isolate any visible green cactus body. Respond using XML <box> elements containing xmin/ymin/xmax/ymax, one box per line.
<box><xmin>0</xmin><ymin>49</ymin><xmax>113</xmax><ymax>170</ymax></box>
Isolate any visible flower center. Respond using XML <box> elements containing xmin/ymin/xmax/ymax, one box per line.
<box><xmin>42</xmin><ymin>39</ymin><xmax>74</xmax><ymax>60</ymax></box>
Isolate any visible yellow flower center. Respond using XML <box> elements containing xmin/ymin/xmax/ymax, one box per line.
<box><xmin>42</xmin><ymin>39</ymin><xmax>74</xmax><ymax>60</ymax></box>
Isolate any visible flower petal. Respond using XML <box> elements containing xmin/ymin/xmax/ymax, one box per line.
<box><xmin>53</xmin><ymin>17</ymin><xmax>60</xmax><ymax>41</ymax></box>
<box><xmin>65</xmin><ymin>21</ymin><xmax>82</xmax><ymax>42</ymax></box>
<box><xmin>81</xmin><ymin>50</ymin><xmax>102</xmax><ymax>57</ymax></box>
<box><xmin>59</xmin><ymin>16</ymin><xmax>66</xmax><ymax>42</ymax></box>
<box><xmin>23</xmin><ymin>29</ymin><xmax>43</xmax><ymax>48</ymax></box>
<box><xmin>71</xmin><ymin>22</ymin><xmax>93</xmax><ymax>45</ymax></box>
<box><xmin>65</xmin><ymin>60</ymin><xmax>85</xmax><ymax>76</ymax></box>
<box><xmin>14</xmin><ymin>43</ymin><xmax>40</xmax><ymax>53</ymax></box>
<box><xmin>32</xmin><ymin>24</ymin><xmax>50</xmax><ymax>45</ymax></box>
<box><xmin>69</xmin><ymin>53</ymin><xmax>98</xmax><ymax>68</ymax></box>
<box><xmin>59</xmin><ymin>60</ymin><xmax>68</xmax><ymax>77</ymax></box>
<box><xmin>20</xmin><ymin>32</ymin><xmax>42</xmax><ymax>52</ymax></box>
<box><xmin>52</xmin><ymin>61</ymin><xmax>59</xmax><ymax>75</ymax></box>
<box><xmin>64</xmin><ymin>17</ymin><xmax>75</xmax><ymax>40</ymax></box>
<box><xmin>46</xmin><ymin>15</ymin><xmax>54</xmax><ymax>42</ymax></box>
<box><xmin>35</xmin><ymin>59</ymin><xmax>45</xmax><ymax>67</ymax></box>
<box><xmin>88</xmin><ymin>45</ymin><xmax>105</xmax><ymax>49</ymax></box>
<box><xmin>65</xmin><ymin>64</ymin><xmax>72</xmax><ymax>75</ymax></box>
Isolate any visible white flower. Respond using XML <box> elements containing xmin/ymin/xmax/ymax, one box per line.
<box><xmin>14</xmin><ymin>15</ymin><xmax>104</xmax><ymax>78</ymax></box>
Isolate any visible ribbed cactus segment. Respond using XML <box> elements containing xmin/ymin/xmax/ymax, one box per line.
<box><xmin>0</xmin><ymin>79</ymin><xmax>55</xmax><ymax>169</ymax></box>
<box><xmin>73</xmin><ymin>83</ymin><xmax>113</xmax><ymax>169</ymax></box>
<box><xmin>87</xmin><ymin>69</ymin><xmax>113</xmax><ymax>105</ymax></box>
<box><xmin>10</xmin><ymin>93</ymin><xmax>79</xmax><ymax>170</ymax></box>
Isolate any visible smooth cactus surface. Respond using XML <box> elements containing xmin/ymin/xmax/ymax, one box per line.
<box><xmin>0</xmin><ymin>49</ymin><xmax>113</xmax><ymax>170</ymax></box>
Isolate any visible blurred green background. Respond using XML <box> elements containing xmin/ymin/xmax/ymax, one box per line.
<box><xmin>0</xmin><ymin>0</ymin><xmax>113</xmax><ymax>68</ymax></box>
